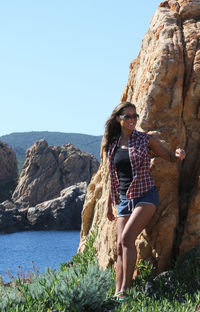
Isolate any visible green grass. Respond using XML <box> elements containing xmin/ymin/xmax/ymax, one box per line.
<box><xmin>0</xmin><ymin>230</ymin><xmax>199</xmax><ymax>312</ymax></box>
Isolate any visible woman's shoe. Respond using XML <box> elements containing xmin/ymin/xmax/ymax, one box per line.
<box><xmin>112</xmin><ymin>291</ymin><xmax>130</xmax><ymax>302</ymax></box>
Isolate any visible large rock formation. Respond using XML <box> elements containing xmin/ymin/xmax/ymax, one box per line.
<box><xmin>0</xmin><ymin>142</ymin><xmax>18</xmax><ymax>202</ymax></box>
<box><xmin>27</xmin><ymin>182</ymin><xmax>87</xmax><ymax>231</ymax></box>
<box><xmin>12</xmin><ymin>140</ymin><xmax>99</xmax><ymax>207</ymax></box>
<box><xmin>79</xmin><ymin>0</ymin><xmax>200</xmax><ymax>273</ymax></box>
<box><xmin>0</xmin><ymin>139</ymin><xmax>99</xmax><ymax>233</ymax></box>
<box><xmin>0</xmin><ymin>182</ymin><xmax>87</xmax><ymax>233</ymax></box>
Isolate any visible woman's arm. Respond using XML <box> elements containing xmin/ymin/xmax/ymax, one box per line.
<box><xmin>107</xmin><ymin>191</ymin><xmax>115</xmax><ymax>221</ymax></box>
<box><xmin>149</xmin><ymin>135</ymin><xmax>186</xmax><ymax>162</ymax></box>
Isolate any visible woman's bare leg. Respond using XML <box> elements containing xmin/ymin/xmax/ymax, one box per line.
<box><xmin>115</xmin><ymin>216</ymin><xmax>129</xmax><ymax>294</ymax></box>
<box><xmin>120</xmin><ymin>203</ymin><xmax>156</xmax><ymax>292</ymax></box>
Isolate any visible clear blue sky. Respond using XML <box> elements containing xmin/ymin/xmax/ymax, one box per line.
<box><xmin>0</xmin><ymin>0</ymin><xmax>161</xmax><ymax>137</ymax></box>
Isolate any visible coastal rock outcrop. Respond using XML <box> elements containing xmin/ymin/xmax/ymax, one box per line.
<box><xmin>0</xmin><ymin>138</ymin><xmax>99</xmax><ymax>233</ymax></box>
<box><xmin>79</xmin><ymin>0</ymin><xmax>200</xmax><ymax>273</ymax></box>
<box><xmin>0</xmin><ymin>182</ymin><xmax>87</xmax><ymax>233</ymax></box>
<box><xmin>0</xmin><ymin>142</ymin><xmax>18</xmax><ymax>202</ymax></box>
<box><xmin>27</xmin><ymin>182</ymin><xmax>87</xmax><ymax>231</ymax></box>
<box><xmin>12</xmin><ymin>140</ymin><xmax>99</xmax><ymax>207</ymax></box>
<box><xmin>0</xmin><ymin>200</ymin><xmax>27</xmax><ymax>233</ymax></box>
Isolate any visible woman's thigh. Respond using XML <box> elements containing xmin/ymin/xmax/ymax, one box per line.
<box><xmin>122</xmin><ymin>203</ymin><xmax>156</xmax><ymax>244</ymax></box>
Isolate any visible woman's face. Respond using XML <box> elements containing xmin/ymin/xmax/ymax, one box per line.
<box><xmin>116</xmin><ymin>106</ymin><xmax>138</xmax><ymax>133</ymax></box>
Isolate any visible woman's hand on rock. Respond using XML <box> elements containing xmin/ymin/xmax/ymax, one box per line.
<box><xmin>175</xmin><ymin>148</ymin><xmax>186</xmax><ymax>160</ymax></box>
<box><xmin>107</xmin><ymin>205</ymin><xmax>115</xmax><ymax>221</ymax></box>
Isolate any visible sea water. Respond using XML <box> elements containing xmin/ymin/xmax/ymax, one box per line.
<box><xmin>0</xmin><ymin>231</ymin><xmax>80</xmax><ymax>282</ymax></box>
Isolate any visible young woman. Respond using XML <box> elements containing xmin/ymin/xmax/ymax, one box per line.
<box><xmin>103</xmin><ymin>102</ymin><xmax>186</xmax><ymax>302</ymax></box>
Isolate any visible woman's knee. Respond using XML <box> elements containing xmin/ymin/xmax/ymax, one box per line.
<box><xmin>117</xmin><ymin>240</ymin><xmax>123</xmax><ymax>256</ymax></box>
<box><xmin>121</xmin><ymin>232</ymin><xmax>136</xmax><ymax>248</ymax></box>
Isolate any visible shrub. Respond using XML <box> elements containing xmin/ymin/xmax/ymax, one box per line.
<box><xmin>56</xmin><ymin>263</ymin><xmax>113</xmax><ymax>311</ymax></box>
<box><xmin>71</xmin><ymin>227</ymin><xmax>98</xmax><ymax>274</ymax></box>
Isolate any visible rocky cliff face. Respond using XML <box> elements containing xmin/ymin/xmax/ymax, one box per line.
<box><xmin>12</xmin><ymin>140</ymin><xmax>99</xmax><ymax>207</ymax></box>
<box><xmin>0</xmin><ymin>142</ymin><xmax>18</xmax><ymax>202</ymax></box>
<box><xmin>79</xmin><ymin>0</ymin><xmax>200</xmax><ymax>272</ymax></box>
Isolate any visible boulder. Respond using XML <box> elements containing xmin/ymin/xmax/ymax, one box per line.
<box><xmin>79</xmin><ymin>0</ymin><xmax>200</xmax><ymax>273</ymax></box>
<box><xmin>0</xmin><ymin>182</ymin><xmax>87</xmax><ymax>233</ymax></box>
<box><xmin>12</xmin><ymin>140</ymin><xmax>99</xmax><ymax>207</ymax></box>
<box><xmin>0</xmin><ymin>200</ymin><xmax>27</xmax><ymax>233</ymax></box>
<box><xmin>0</xmin><ymin>142</ymin><xmax>18</xmax><ymax>202</ymax></box>
<box><xmin>27</xmin><ymin>182</ymin><xmax>87</xmax><ymax>230</ymax></box>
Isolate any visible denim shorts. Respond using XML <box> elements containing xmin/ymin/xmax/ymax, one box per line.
<box><xmin>117</xmin><ymin>186</ymin><xmax>159</xmax><ymax>217</ymax></box>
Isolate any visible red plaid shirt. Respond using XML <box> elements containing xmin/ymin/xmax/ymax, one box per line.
<box><xmin>108</xmin><ymin>129</ymin><xmax>155</xmax><ymax>206</ymax></box>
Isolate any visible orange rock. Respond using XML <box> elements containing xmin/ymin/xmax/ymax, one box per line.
<box><xmin>79</xmin><ymin>0</ymin><xmax>200</xmax><ymax>272</ymax></box>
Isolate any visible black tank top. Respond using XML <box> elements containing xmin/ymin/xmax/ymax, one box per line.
<box><xmin>113</xmin><ymin>147</ymin><xmax>133</xmax><ymax>196</ymax></box>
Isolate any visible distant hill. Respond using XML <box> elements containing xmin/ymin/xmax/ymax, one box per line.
<box><xmin>0</xmin><ymin>131</ymin><xmax>102</xmax><ymax>172</ymax></box>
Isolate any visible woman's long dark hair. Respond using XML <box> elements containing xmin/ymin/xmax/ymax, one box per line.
<box><xmin>103</xmin><ymin>102</ymin><xmax>137</xmax><ymax>152</ymax></box>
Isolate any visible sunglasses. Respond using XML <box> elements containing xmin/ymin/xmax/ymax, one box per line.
<box><xmin>119</xmin><ymin>113</ymin><xmax>139</xmax><ymax>120</ymax></box>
